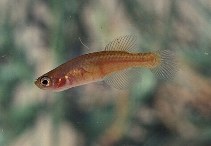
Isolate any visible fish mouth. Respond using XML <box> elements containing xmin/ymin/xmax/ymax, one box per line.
<box><xmin>34</xmin><ymin>80</ymin><xmax>44</xmax><ymax>90</ymax></box>
<box><xmin>34</xmin><ymin>78</ymin><xmax>39</xmax><ymax>87</ymax></box>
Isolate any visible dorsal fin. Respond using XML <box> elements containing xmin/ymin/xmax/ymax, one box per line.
<box><xmin>104</xmin><ymin>68</ymin><xmax>141</xmax><ymax>90</ymax></box>
<box><xmin>104</xmin><ymin>35</ymin><xmax>137</xmax><ymax>52</ymax></box>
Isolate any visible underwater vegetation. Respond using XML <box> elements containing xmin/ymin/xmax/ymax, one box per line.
<box><xmin>0</xmin><ymin>0</ymin><xmax>211</xmax><ymax>146</ymax></box>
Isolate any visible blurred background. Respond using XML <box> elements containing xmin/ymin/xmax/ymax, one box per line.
<box><xmin>0</xmin><ymin>0</ymin><xmax>211</xmax><ymax>146</ymax></box>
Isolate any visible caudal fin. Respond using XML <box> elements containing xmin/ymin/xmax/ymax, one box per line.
<box><xmin>150</xmin><ymin>50</ymin><xmax>178</xmax><ymax>80</ymax></box>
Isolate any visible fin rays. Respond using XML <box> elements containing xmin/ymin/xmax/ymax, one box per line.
<box><xmin>105</xmin><ymin>35</ymin><xmax>137</xmax><ymax>52</ymax></box>
<box><xmin>151</xmin><ymin>50</ymin><xmax>178</xmax><ymax>80</ymax></box>
<box><xmin>104</xmin><ymin>68</ymin><xmax>141</xmax><ymax>89</ymax></box>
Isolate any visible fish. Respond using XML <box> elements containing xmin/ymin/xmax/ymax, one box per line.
<box><xmin>34</xmin><ymin>35</ymin><xmax>177</xmax><ymax>91</ymax></box>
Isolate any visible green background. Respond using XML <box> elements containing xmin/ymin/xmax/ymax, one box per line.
<box><xmin>0</xmin><ymin>0</ymin><xmax>211</xmax><ymax>146</ymax></box>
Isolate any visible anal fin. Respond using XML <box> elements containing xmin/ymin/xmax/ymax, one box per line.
<box><xmin>104</xmin><ymin>68</ymin><xmax>141</xmax><ymax>90</ymax></box>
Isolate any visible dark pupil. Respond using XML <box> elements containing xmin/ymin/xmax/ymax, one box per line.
<box><xmin>42</xmin><ymin>79</ymin><xmax>48</xmax><ymax>85</ymax></box>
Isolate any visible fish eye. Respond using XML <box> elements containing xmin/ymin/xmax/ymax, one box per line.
<box><xmin>40</xmin><ymin>76</ymin><xmax>51</xmax><ymax>87</ymax></box>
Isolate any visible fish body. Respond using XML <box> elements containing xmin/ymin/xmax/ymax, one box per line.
<box><xmin>35</xmin><ymin>35</ymin><xmax>177</xmax><ymax>91</ymax></box>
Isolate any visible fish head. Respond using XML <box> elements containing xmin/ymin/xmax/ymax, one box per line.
<box><xmin>34</xmin><ymin>75</ymin><xmax>54</xmax><ymax>90</ymax></box>
<box><xmin>35</xmin><ymin>73</ymin><xmax>73</xmax><ymax>91</ymax></box>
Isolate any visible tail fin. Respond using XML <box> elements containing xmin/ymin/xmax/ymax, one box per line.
<box><xmin>150</xmin><ymin>50</ymin><xmax>178</xmax><ymax>80</ymax></box>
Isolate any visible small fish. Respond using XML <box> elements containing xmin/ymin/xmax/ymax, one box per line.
<box><xmin>35</xmin><ymin>35</ymin><xmax>177</xmax><ymax>91</ymax></box>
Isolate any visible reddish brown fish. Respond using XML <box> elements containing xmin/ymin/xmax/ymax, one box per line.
<box><xmin>35</xmin><ymin>35</ymin><xmax>177</xmax><ymax>91</ymax></box>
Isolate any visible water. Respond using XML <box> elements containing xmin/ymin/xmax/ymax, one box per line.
<box><xmin>0</xmin><ymin>0</ymin><xmax>211</xmax><ymax>146</ymax></box>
